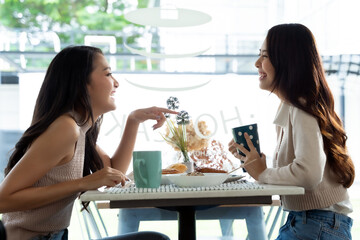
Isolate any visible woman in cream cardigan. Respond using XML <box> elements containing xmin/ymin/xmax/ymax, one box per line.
<box><xmin>229</xmin><ymin>23</ymin><xmax>354</xmax><ymax>240</ymax></box>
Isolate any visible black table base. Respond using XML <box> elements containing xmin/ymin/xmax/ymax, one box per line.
<box><xmin>178</xmin><ymin>206</ymin><xmax>196</xmax><ymax>240</ymax></box>
<box><xmin>110</xmin><ymin>195</ymin><xmax>272</xmax><ymax>240</ymax></box>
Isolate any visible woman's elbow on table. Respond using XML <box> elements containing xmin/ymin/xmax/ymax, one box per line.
<box><xmin>259</xmin><ymin>165</ymin><xmax>322</xmax><ymax>190</ymax></box>
<box><xmin>293</xmin><ymin>164</ymin><xmax>323</xmax><ymax>190</ymax></box>
<box><xmin>0</xmin><ymin>193</ymin><xmax>13</xmax><ymax>213</ymax></box>
<box><xmin>0</xmin><ymin>185</ymin><xmax>28</xmax><ymax>213</ymax></box>
<box><xmin>291</xmin><ymin>159</ymin><xmax>324</xmax><ymax>190</ymax></box>
<box><xmin>299</xmin><ymin>174</ymin><xmax>323</xmax><ymax>190</ymax></box>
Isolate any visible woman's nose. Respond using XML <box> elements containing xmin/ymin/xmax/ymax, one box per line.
<box><xmin>113</xmin><ymin>77</ymin><xmax>119</xmax><ymax>88</ymax></box>
<box><xmin>255</xmin><ymin>57</ymin><xmax>260</xmax><ymax>68</ymax></box>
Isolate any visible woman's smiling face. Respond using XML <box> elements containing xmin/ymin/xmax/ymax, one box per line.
<box><xmin>255</xmin><ymin>40</ymin><xmax>276</xmax><ymax>93</ymax></box>
<box><xmin>87</xmin><ymin>53</ymin><xmax>119</xmax><ymax>118</ymax></box>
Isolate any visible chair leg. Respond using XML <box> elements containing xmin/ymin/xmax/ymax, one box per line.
<box><xmin>92</xmin><ymin>202</ymin><xmax>109</xmax><ymax>237</ymax></box>
<box><xmin>267</xmin><ymin>207</ymin><xmax>282</xmax><ymax>239</ymax></box>
<box><xmin>77</xmin><ymin>201</ymin><xmax>110</xmax><ymax>239</ymax></box>
<box><xmin>219</xmin><ymin>219</ymin><xmax>234</xmax><ymax>236</ymax></box>
<box><xmin>265</xmin><ymin>206</ymin><xmax>274</xmax><ymax>226</ymax></box>
<box><xmin>245</xmin><ymin>207</ymin><xmax>267</xmax><ymax>240</ymax></box>
<box><xmin>280</xmin><ymin>210</ymin><xmax>287</xmax><ymax>226</ymax></box>
<box><xmin>82</xmin><ymin>204</ymin><xmax>102</xmax><ymax>239</ymax></box>
<box><xmin>74</xmin><ymin>201</ymin><xmax>90</xmax><ymax>240</ymax></box>
<box><xmin>117</xmin><ymin>209</ymin><xmax>141</xmax><ymax>235</ymax></box>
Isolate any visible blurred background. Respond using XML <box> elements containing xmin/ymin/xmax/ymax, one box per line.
<box><xmin>0</xmin><ymin>0</ymin><xmax>359</xmax><ymax>239</ymax></box>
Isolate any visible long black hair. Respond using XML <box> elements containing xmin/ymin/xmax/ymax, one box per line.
<box><xmin>266</xmin><ymin>23</ymin><xmax>354</xmax><ymax>188</ymax></box>
<box><xmin>5</xmin><ymin>46</ymin><xmax>104</xmax><ymax>177</ymax></box>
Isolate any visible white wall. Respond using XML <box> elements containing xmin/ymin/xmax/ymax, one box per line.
<box><xmin>0</xmin><ymin>85</ymin><xmax>19</xmax><ymax>129</ymax></box>
<box><xmin>156</xmin><ymin>0</ymin><xmax>360</xmax><ymax>55</ymax></box>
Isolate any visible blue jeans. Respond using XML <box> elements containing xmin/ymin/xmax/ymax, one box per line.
<box><xmin>31</xmin><ymin>229</ymin><xmax>68</xmax><ymax>240</ymax></box>
<box><xmin>276</xmin><ymin>210</ymin><xmax>353</xmax><ymax>240</ymax></box>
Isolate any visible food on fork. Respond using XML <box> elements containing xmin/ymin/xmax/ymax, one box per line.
<box><xmin>195</xmin><ymin>167</ymin><xmax>228</xmax><ymax>173</ymax></box>
<box><xmin>162</xmin><ymin>163</ymin><xmax>187</xmax><ymax>174</ymax></box>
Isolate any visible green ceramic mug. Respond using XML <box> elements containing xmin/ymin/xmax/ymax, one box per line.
<box><xmin>133</xmin><ymin>151</ymin><xmax>162</xmax><ymax>188</ymax></box>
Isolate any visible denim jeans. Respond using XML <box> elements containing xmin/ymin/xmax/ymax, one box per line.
<box><xmin>276</xmin><ymin>210</ymin><xmax>353</xmax><ymax>240</ymax></box>
<box><xmin>31</xmin><ymin>229</ymin><xmax>68</xmax><ymax>240</ymax></box>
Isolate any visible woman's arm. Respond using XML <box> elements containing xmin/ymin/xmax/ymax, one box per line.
<box><xmin>258</xmin><ymin>107</ymin><xmax>326</xmax><ymax>189</ymax></box>
<box><xmin>0</xmin><ymin>115</ymin><xmax>125</xmax><ymax>213</ymax></box>
<box><xmin>97</xmin><ymin>107</ymin><xmax>177</xmax><ymax>173</ymax></box>
<box><xmin>0</xmin><ymin>115</ymin><xmax>80</xmax><ymax>212</ymax></box>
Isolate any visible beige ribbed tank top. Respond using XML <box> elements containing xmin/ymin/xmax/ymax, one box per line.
<box><xmin>3</xmin><ymin>119</ymin><xmax>89</xmax><ymax>240</ymax></box>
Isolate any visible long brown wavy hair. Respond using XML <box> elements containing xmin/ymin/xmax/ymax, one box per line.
<box><xmin>5</xmin><ymin>46</ymin><xmax>104</xmax><ymax>178</ymax></box>
<box><xmin>266</xmin><ymin>23</ymin><xmax>355</xmax><ymax>188</ymax></box>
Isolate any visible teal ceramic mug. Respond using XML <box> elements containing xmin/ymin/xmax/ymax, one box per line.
<box><xmin>133</xmin><ymin>151</ymin><xmax>162</xmax><ymax>188</ymax></box>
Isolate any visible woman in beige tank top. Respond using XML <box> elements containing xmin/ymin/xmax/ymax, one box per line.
<box><xmin>0</xmin><ymin>46</ymin><xmax>175</xmax><ymax>240</ymax></box>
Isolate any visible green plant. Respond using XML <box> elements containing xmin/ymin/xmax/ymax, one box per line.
<box><xmin>162</xmin><ymin>117</ymin><xmax>190</xmax><ymax>162</ymax></box>
<box><xmin>161</xmin><ymin>97</ymin><xmax>190</xmax><ymax>162</ymax></box>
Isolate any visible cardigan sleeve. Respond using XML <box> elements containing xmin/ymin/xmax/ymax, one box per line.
<box><xmin>258</xmin><ymin>106</ymin><xmax>327</xmax><ymax>190</ymax></box>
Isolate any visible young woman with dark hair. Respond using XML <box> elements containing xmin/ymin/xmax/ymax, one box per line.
<box><xmin>0</xmin><ymin>46</ymin><xmax>174</xmax><ymax>240</ymax></box>
<box><xmin>229</xmin><ymin>23</ymin><xmax>354</xmax><ymax>239</ymax></box>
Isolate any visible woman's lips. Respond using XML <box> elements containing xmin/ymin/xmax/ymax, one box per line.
<box><xmin>110</xmin><ymin>91</ymin><xmax>116</xmax><ymax>99</ymax></box>
<box><xmin>259</xmin><ymin>72</ymin><xmax>267</xmax><ymax>80</ymax></box>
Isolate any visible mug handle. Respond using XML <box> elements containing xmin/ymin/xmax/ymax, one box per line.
<box><xmin>134</xmin><ymin>159</ymin><xmax>148</xmax><ymax>185</ymax></box>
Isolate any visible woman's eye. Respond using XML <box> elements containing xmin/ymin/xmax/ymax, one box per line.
<box><xmin>106</xmin><ymin>73</ymin><xmax>113</xmax><ymax>76</ymax></box>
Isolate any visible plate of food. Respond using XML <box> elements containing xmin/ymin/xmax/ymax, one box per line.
<box><xmin>166</xmin><ymin>172</ymin><xmax>228</xmax><ymax>188</ymax></box>
<box><xmin>161</xmin><ymin>163</ymin><xmax>188</xmax><ymax>185</ymax></box>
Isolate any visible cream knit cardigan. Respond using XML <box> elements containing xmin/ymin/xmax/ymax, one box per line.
<box><xmin>258</xmin><ymin>101</ymin><xmax>349</xmax><ymax>211</ymax></box>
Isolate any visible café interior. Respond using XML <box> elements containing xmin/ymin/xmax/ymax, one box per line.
<box><xmin>0</xmin><ymin>0</ymin><xmax>359</xmax><ymax>239</ymax></box>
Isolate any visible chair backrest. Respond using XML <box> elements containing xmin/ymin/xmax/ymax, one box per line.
<box><xmin>0</xmin><ymin>130</ymin><xmax>23</xmax><ymax>181</ymax></box>
<box><xmin>0</xmin><ymin>220</ymin><xmax>6</xmax><ymax>240</ymax></box>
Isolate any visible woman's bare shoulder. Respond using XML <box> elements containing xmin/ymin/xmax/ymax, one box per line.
<box><xmin>46</xmin><ymin>114</ymin><xmax>80</xmax><ymax>142</ymax></box>
<box><xmin>23</xmin><ymin>114</ymin><xmax>81</xmax><ymax>167</ymax></box>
